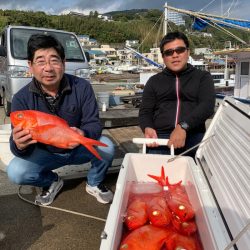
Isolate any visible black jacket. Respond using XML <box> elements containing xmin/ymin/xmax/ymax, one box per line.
<box><xmin>139</xmin><ymin>64</ymin><xmax>215</xmax><ymax>134</ymax></box>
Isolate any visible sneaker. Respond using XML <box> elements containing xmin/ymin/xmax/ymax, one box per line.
<box><xmin>86</xmin><ymin>183</ymin><xmax>113</xmax><ymax>204</ymax></box>
<box><xmin>35</xmin><ymin>176</ymin><xmax>64</xmax><ymax>206</ymax></box>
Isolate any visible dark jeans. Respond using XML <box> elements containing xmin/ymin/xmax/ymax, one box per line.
<box><xmin>146</xmin><ymin>132</ymin><xmax>204</xmax><ymax>159</ymax></box>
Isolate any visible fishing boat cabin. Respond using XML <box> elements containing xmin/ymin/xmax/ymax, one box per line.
<box><xmin>214</xmin><ymin>48</ymin><xmax>250</xmax><ymax>99</ymax></box>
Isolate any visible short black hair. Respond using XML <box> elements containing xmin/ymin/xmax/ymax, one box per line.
<box><xmin>27</xmin><ymin>34</ymin><xmax>65</xmax><ymax>61</ymax></box>
<box><xmin>160</xmin><ymin>31</ymin><xmax>189</xmax><ymax>54</ymax></box>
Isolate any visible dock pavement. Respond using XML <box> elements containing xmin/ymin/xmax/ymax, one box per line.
<box><xmin>0</xmin><ymin>102</ymin><xmax>143</xmax><ymax>250</ymax></box>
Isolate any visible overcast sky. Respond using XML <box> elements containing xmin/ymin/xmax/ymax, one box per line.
<box><xmin>0</xmin><ymin>0</ymin><xmax>249</xmax><ymax>20</ymax></box>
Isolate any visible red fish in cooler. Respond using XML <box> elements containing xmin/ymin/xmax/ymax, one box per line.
<box><xmin>148</xmin><ymin>166</ymin><xmax>195</xmax><ymax>222</ymax></box>
<box><xmin>124</xmin><ymin>199</ymin><xmax>148</xmax><ymax>230</ymax></box>
<box><xmin>119</xmin><ymin>224</ymin><xmax>173</xmax><ymax>250</ymax></box>
<box><xmin>147</xmin><ymin>196</ymin><xmax>172</xmax><ymax>227</ymax></box>
<box><xmin>164</xmin><ymin>233</ymin><xmax>197</xmax><ymax>250</ymax></box>
<box><xmin>171</xmin><ymin>214</ymin><xmax>197</xmax><ymax>236</ymax></box>
<box><xmin>167</xmin><ymin>184</ymin><xmax>195</xmax><ymax>222</ymax></box>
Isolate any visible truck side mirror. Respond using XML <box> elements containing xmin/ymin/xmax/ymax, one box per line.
<box><xmin>0</xmin><ymin>45</ymin><xmax>6</xmax><ymax>57</ymax></box>
<box><xmin>85</xmin><ymin>51</ymin><xmax>90</xmax><ymax>62</ymax></box>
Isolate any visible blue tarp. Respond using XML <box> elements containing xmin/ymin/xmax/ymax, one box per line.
<box><xmin>126</xmin><ymin>47</ymin><xmax>164</xmax><ymax>69</ymax></box>
<box><xmin>192</xmin><ymin>16</ymin><xmax>250</xmax><ymax>31</ymax></box>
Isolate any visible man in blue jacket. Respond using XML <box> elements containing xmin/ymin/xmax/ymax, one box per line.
<box><xmin>139</xmin><ymin>31</ymin><xmax>215</xmax><ymax>158</ymax></box>
<box><xmin>7</xmin><ymin>34</ymin><xmax>114</xmax><ymax>205</ymax></box>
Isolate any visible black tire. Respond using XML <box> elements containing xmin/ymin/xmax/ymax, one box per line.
<box><xmin>3</xmin><ymin>93</ymin><xmax>11</xmax><ymax>116</ymax></box>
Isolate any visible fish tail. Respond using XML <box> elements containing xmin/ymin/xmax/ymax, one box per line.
<box><xmin>80</xmin><ymin>137</ymin><xmax>107</xmax><ymax>160</ymax></box>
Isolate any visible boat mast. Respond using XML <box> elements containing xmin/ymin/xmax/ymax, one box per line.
<box><xmin>164</xmin><ymin>2</ymin><xmax>168</xmax><ymax>36</ymax></box>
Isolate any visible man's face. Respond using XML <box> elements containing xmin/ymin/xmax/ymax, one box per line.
<box><xmin>28</xmin><ymin>48</ymin><xmax>65</xmax><ymax>90</ymax></box>
<box><xmin>162</xmin><ymin>39</ymin><xmax>190</xmax><ymax>73</ymax></box>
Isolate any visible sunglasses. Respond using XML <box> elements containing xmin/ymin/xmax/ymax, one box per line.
<box><xmin>163</xmin><ymin>46</ymin><xmax>188</xmax><ymax>57</ymax></box>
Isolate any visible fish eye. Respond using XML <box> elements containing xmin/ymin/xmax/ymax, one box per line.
<box><xmin>17</xmin><ymin>113</ymin><xmax>23</xmax><ymax>119</ymax></box>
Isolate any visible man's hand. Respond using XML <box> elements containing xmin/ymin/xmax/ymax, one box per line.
<box><xmin>12</xmin><ymin>126</ymin><xmax>37</xmax><ymax>150</ymax></box>
<box><xmin>168</xmin><ymin>125</ymin><xmax>186</xmax><ymax>149</ymax></box>
<box><xmin>67</xmin><ymin>127</ymin><xmax>85</xmax><ymax>149</ymax></box>
<box><xmin>144</xmin><ymin>127</ymin><xmax>158</xmax><ymax>148</ymax></box>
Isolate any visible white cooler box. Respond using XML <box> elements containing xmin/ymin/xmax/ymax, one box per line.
<box><xmin>0</xmin><ymin>124</ymin><xmax>13</xmax><ymax>171</ymax></box>
<box><xmin>100</xmin><ymin>96</ymin><xmax>250</xmax><ymax>250</ymax></box>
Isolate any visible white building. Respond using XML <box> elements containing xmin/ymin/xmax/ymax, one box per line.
<box><xmin>125</xmin><ymin>40</ymin><xmax>139</xmax><ymax>48</ymax></box>
<box><xmin>143</xmin><ymin>48</ymin><xmax>163</xmax><ymax>65</ymax></box>
<box><xmin>167</xmin><ymin>10</ymin><xmax>185</xmax><ymax>26</ymax></box>
<box><xmin>194</xmin><ymin>48</ymin><xmax>213</xmax><ymax>59</ymax></box>
<box><xmin>215</xmin><ymin>48</ymin><xmax>250</xmax><ymax>99</ymax></box>
<box><xmin>77</xmin><ymin>35</ymin><xmax>98</xmax><ymax>47</ymax></box>
<box><xmin>91</xmin><ymin>45</ymin><xmax>117</xmax><ymax>59</ymax></box>
<box><xmin>98</xmin><ymin>14</ymin><xmax>113</xmax><ymax>21</ymax></box>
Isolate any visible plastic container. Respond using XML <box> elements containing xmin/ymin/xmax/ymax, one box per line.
<box><xmin>96</xmin><ymin>92</ymin><xmax>110</xmax><ymax>110</ymax></box>
<box><xmin>109</xmin><ymin>95</ymin><xmax>121</xmax><ymax>106</ymax></box>
<box><xmin>0</xmin><ymin>124</ymin><xmax>14</xmax><ymax>171</ymax></box>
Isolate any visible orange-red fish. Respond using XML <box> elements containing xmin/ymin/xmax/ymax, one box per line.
<box><xmin>164</xmin><ymin>233</ymin><xmax>197</xmax><ymax>250</ymax></box>
<box><xmin>167</xmin><ymin>185</ymin><xmax>195</xmax><ymax>222</ymax></box>
<box><xmin>147</xmin><ymin>196</ymin><xmax>171</xmax><ymax>227</ymax></box>
<box><xmin>119</xmin><ymin>224</ymin><xmax>173</xmax><ymax>250</ymax></box>
<box><xmin>148</xmin><ymin>166</ymin><xmax>195</xmax><ymax>222</ymax></box>
<box><xmin>10</xmin><ymin>110</ymin><xmax>107</xmax><ymax>160</ymax></box>
<box><xmin>171</xmin><ymin>214</ymin><xmax>197</xmax><ymax>236</ymax></box>
<box><xmin>124</xmin><ymin>199</ymin><xmax>148</xmax><ymax>230</ymax></box>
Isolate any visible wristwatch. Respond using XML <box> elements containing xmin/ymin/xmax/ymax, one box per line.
<box><xmin>179</xmin><ymin>121</ymin><xmax>189</xmax><ymax>131</ymax></box>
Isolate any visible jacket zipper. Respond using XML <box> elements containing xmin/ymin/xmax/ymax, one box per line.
<box><xmin>175</xmin><ymin>75</ymin><xmax>180</xmax><ymax>127</ymax></box>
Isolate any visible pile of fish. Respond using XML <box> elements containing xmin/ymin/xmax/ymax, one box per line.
<box><xmin>119</xmin><ymin>166</ymin><xmax>202</xmax><ymax>250</ymax></box>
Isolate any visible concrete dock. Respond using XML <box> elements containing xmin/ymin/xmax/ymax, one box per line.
<box><xmin>0</xmin><ymin>103</ymin><xmax>143</xmax><ymax>250</ymax></box>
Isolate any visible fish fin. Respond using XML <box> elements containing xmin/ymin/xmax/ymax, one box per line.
<box><xmin>165</xmin><ymin>176</ymin><xmax>182</xmax><ymax>188</ymax></box>
<box><xmin>148</xmin><ymin>166</ymin><xmax>167</xmax><ymax>186</ymax></box>
<box><xmin>84</xmin><ymin>144</ymin><xmax>102</xmax><ymax>160</ymax></box>
<box><xmin>79</xmin><ymin>137</ymin><xmax>107</xmax><ymax>160</ymax></box>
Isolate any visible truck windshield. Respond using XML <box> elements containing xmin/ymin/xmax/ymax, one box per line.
<box><xmin>10</xmin><ymin>28</ymin><xmax>85</xmax><ymax>62</ymax></box>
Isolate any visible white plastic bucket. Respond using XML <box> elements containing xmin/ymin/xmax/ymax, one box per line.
<box><xmin>96</xmin><ymin>92</ymin><xmax>110</xmax><ymax>110</ymax></box>
<box><xmin>0</xmin><ymin>124</ymin><xmax>14</xmax><ymax>171</ymax></box>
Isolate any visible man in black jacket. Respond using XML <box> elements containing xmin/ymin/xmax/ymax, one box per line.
<box><xmin>139</xmin><ymin>31</ymin><xmax>215</xmax><ymax>157</ymax></box>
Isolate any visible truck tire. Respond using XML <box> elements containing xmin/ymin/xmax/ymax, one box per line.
<box><xmin>3</xmin><ymin>93</ymin><xmax>11</xmax><ymax>116</ymax></box>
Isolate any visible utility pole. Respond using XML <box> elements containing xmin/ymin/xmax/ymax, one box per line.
<box><xmin>164</xmin><ymin>2</ymin><xmax>168</xmax><ymax>36</ymax></box>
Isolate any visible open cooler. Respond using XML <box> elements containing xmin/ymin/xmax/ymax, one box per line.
<box><xmin>100</xmin><ymin>96</ymin><xmax>250</xmax><ymax>250</ymax></box>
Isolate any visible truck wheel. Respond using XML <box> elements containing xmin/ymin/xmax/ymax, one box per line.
<box><xmin>3</xmin><ymin>94</ymin><xmax>11</xmax><ymax>116</ymax></box>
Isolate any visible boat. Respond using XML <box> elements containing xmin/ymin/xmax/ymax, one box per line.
<box><xmin>211</xmin><ymin>72</ymin><xmax>235</xmax><ymax>87</ymax></box>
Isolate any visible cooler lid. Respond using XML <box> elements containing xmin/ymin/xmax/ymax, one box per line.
<box><xmin>196</xmin><ymin>96</ymin><xmax>250</xmax><ymax>248</ymax></box>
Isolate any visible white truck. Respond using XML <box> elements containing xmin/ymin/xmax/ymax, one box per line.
<box><xmin>0</xmin><ymin>25</ymin><xmax>90</xmax><ymax>116</ymax></box>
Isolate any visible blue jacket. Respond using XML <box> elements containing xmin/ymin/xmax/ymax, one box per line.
<box><xmin>10</xmin><ymin>73</ymin><xmax>102</xmax><ymax>156</ymax></box>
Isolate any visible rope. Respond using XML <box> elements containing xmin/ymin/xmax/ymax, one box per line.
<box><xmin>137</xmin><ymin>12</ymin><xmax>164</xmax><ymax>51</ymax></box>
<box><xmin>18</xmin><ymin>185</ymin><xmax>106</xmax><ymax>222</ymax></box>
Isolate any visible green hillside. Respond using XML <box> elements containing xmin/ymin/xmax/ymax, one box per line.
<box><xmin>0</xmin><ymin>9</ymin><xmax>249</xmax><ymax>52</ymax></box>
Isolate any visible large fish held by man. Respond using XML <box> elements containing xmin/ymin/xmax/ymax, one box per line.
<box><xmin>10</xmin><ymin>110</ymin><xmax>107</xmax><ymax>160</ymax></box>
